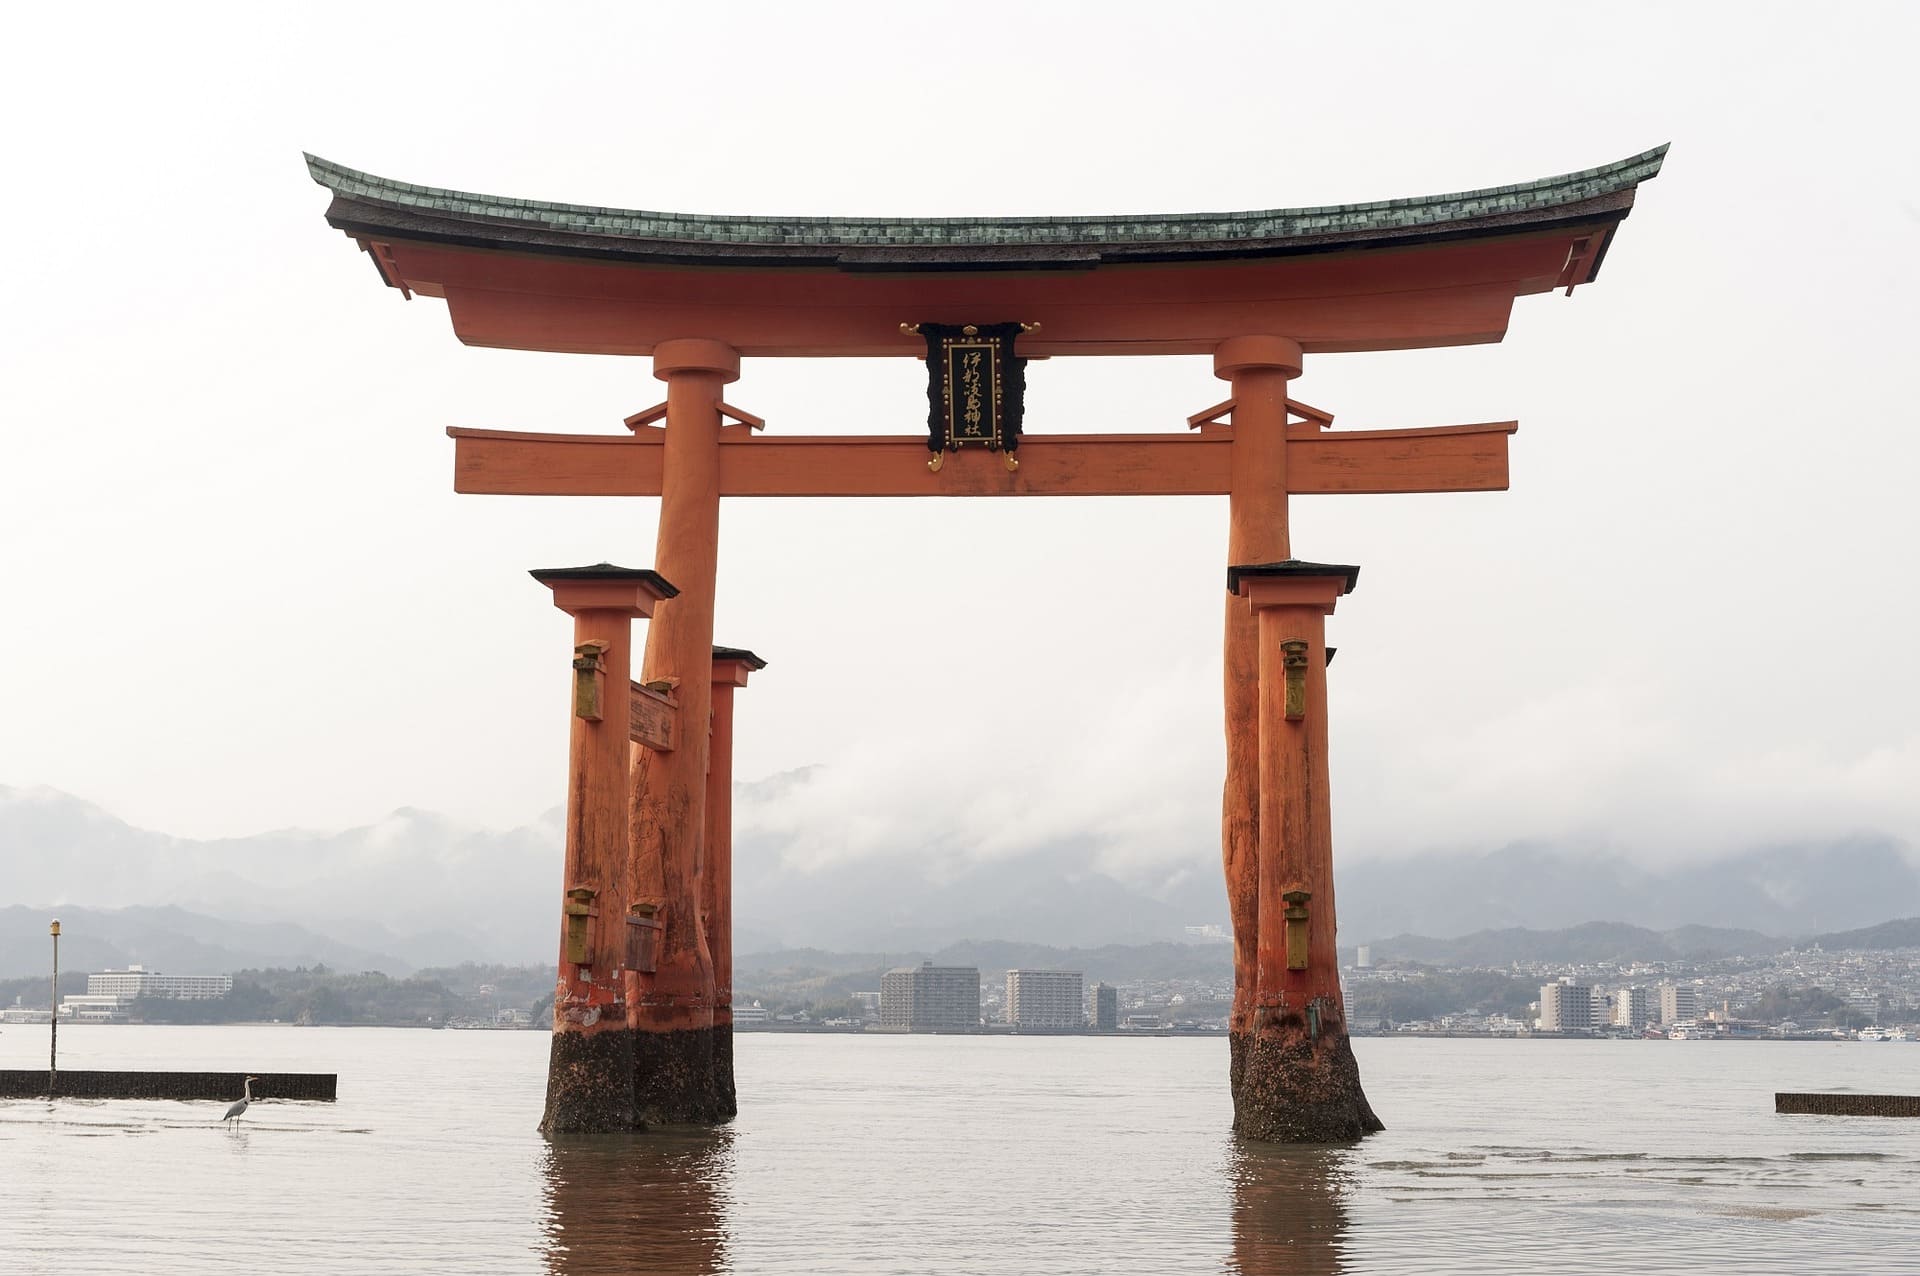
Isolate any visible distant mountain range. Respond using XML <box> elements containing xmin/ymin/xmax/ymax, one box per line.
<box><xmin>2</xmin><ymin>779</ymin><xmax>1917</xmax><ymax>977</ymax></box>
<box><xmin>1359</xmin><ymin>922</ymin><xmax>1786</xmax><ymax>966</ymax></box>
<box><xmin>1333</xmin><ymin>836</ymin><xmax>1920</xmax><ymax>941</ymax></box>
<box><xmin>0</xmin><ymin>903</ymin><xmax>412</xmax><ymax>986</ymax></box>
<box><xmin>0</xmin><ymin>784</ymin><xmax>555</xmax><ymax>974</ymax></box>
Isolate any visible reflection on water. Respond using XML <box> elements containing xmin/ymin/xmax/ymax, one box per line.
<box><xmin>538</xmin><ymin>1112</ymin><xmax>1361</xmax><ymax>1276</ymax></box>
<box><xmin>542</xmin><ymin>1130</ymin><xmax>734</xmax><ymax>1275</ymax></box>
<box><xmin>1227</xmin><ymin>1142</ymin><xmax>1351</xmax><ymax>1276</ymax></box>
<box><xmin>6</xmin><ymin>1030</ymin><xmax>1920</xmax><ymax>1275</ymax></box>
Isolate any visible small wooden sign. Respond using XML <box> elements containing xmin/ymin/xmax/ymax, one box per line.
<box><xmin>629</xmin><ymin>681</ymin><xmax>677</xmax><ymax>752</ymax></box>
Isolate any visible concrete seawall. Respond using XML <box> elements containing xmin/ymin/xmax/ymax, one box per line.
<box><xmin>1775</xmin><ymin>1092</ymin><xmax>1920</xmax><ymax>1117</ymax></box>
<box><xmin>0</xmin><ymin>1070</ymin><xmax>336</xmax><ymax>1101</ymax></box>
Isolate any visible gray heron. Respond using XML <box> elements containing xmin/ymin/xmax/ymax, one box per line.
<box><xmin>222</xmin><ymin>1075</ymin><xmax>260</xmax><ymax>1125</ymax></box>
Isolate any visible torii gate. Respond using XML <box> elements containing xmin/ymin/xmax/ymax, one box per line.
<box><xmin>308</xmin><ymin>145</ymin><xmax>1666</xmax><ymax>1140</ymax></box>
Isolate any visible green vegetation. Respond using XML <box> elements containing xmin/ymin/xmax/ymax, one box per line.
<box><xmin>0</xmin><ymin>971</ymin><xmax>87</xmax><ymax>1009</ymax></box>
<box><xmin>1345</xmin><ymin>967</ymin><xmax>1538</xmax><ymax>1028</ymax></box>
<box><xmin>122</xmin><ymin>963</ymin><xmax>556</xmax><ymax>1027</ymax></box>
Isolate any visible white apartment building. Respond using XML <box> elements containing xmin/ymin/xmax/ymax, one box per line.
<box><xmin>60</xmin><ymin>966</ymin><xmax>234</xmax><ymax>1022</ymax></box>
<box><xmin>1005</xmin><ymin>969</ymin><xmax>1084</xmax><ymax>1028</ymax></box>
<box><xmin>86</xmin><ymin>967</ymin><xmax>233</xmax><ymax>1000</ymax></box>
<box><xmin>1614</xmin><ymin>985</ymin><xmax>1653</xmax><ymax>1031</ymax></box>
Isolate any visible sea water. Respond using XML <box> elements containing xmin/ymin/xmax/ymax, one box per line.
<box><xmin>2</xmin><ymin>1026</ymin><xmax>1915</xmax><ymax>1273</ymax></box>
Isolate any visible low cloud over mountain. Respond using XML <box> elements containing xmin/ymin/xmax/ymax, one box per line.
<box><xmin>2</xmin><ymin>776</ymin><xmax>1916</xmax><ymax>976</ymax></box>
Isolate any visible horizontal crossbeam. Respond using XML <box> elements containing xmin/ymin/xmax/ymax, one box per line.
<box><xmin>448</xmin><ymin>422</ymin><xmax>1514</xmax><ymax>498</ymax></box>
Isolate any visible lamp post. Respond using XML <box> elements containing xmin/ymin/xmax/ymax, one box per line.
<box><xmin>49</xmin><ymin>919</ymin><xmax>60</xmax><ymax>1094</ymax></box>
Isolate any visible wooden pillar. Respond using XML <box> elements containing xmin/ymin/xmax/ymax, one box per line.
<box><xmin>1230</xmin><ymin>560</ymin><xmax>1382</xmax><ymax>1142</ymax></box>
<box><xmin>628</xmin><ymin>337</ymin><xmax>738</xmax><ymax>1126</ymax></box>
<box><xmin>1216</xmin><ymin>336</ymin><xmax>1299</xmax><ymax>1088</ymax></box>
<box><xmin>531</xmin><ymin>564</ymin><xmax>677</xmax><ymax>1134</ymax></box>
<box><xmin>704</xmin><ymin>644</ymin><xmax>765</xmax><ymax>1120</ymax></box>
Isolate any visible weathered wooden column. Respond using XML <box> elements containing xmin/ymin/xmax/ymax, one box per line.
<box><xmin>705</xmin><ymin>645</ymin><xmax>766</xmax><ymax>1120</ymax></box>
<box><xmin>1228</xmin><ymin>560</ymin><xmax>1381</xmax><ymax>1141</ymax></box>
<box><xmin>532</xmin><ymin>564</ymin><xmax>677</xmax><ymax>1134</ymax></box>
<box><xmin>1217</xmin><ymin>335</ymin><xmax>1298</xmax><ymax>1102</ymax></box>
<box><xmin>628</xmin><ymin>338</ymin><xmax>737</xmax><ymax>1125</ymax></box>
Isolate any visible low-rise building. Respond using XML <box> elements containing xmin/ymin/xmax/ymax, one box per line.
<box><xmin>1</xmin><ymin>998</ymin><xmax>52</xmax><ymax>1025</ymax></box>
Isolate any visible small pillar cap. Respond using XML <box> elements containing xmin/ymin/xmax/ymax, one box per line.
<box><xmin>712</xmin><ymin>644</ymin><xmax>767</xmax><ymax>686</ymax></box>
<box><xmin>652</xmin><ymin>337</ymin><xmax>741</xmax><ymax>383</ymax></box>
<box><xmin>1226</xmin><ymin>559</ymin><xmax>1360</xmax><ymax>596</ymax></box>
<box><xmin>531</xmin><ymin>563</ymin><xmax>678</xmax><ymax>592</ymax></box>
<box><xmin>530</xmin><ymin>563</ymin><xmax>678</xmax><ymax>616</ymax></box>
<box><xmin>711</xmin><ymin>645</ymin><xmax>768</xmax><ymax>671</ymax></box>
<box><xmin>1213</xmin><ymin>335</ymin><xmax>1304</xmax><ymax>381</ymax></box>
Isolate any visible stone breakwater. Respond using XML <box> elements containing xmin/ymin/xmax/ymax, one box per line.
<box><xmin>1775</xmin><ymin>1092</ymin><xmax>1920</xmax><ymax>1117</ymax></box>
<box><xmin>0</xmin><ymin>1070</ymin><xmax>336</xmax><ymax>1101</ymax></box>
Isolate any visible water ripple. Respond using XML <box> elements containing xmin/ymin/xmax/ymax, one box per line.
<box><xmin>2</xmin><ymin>1029</ymin><xmax>1917</xmax><ymax>1273</ymax></box>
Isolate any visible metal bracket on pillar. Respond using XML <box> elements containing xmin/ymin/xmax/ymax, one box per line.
<box><xmin>1283</xmin><ymin>888</ymin><xmax>1312</xmax><ymax>970</ymax></box>
<box><xmin>573</xmin><ymin>642</ymin><xmax>609</xmax><ymax>720</ymax></box>
<box><xmin>563</xmin><ymin>887</ymin><xmax>599</xmax><ymax>965</ymax></box>
<box><xmin>1281</xmin><ymin>639</ymin><xmax>1310</xmax><ymax>720</ymax></box>
<box><xmin>625</xmin><ymin>904</ymin><xmax>663</xmax><ymax>974</ymax></box>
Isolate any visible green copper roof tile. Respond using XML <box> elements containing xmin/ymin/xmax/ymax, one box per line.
<box><xmin>305</xmin><ymin>146</ymin><xmax>1665</xmax><ymax>266</ymax></box>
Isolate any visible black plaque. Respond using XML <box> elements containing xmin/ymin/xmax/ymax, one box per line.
<box><xmin>917</xmin><ymin>322</ymin><xmax>1029</xmax><ymax>456</ymax></box>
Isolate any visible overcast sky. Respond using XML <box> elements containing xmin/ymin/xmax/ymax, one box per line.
<box><xmin>2</xmin><ymin>4</ymin><xmax>1915</xmax><ymax>883</ymax></box>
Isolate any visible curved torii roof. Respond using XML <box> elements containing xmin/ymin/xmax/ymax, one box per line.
<box><xmin>306</xmin><ymin>146</ymin><xmax>1666</xmax><ymax>357</ymax></box>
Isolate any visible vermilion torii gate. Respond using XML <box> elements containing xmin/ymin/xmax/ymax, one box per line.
<box><xmin>309</xmin><ymin>145</ymin><xmax>1665</xmax><ymax>1140</ymax></box>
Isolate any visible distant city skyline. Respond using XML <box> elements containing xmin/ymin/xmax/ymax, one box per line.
<box><xmin>5</xmin><ymin>921</ymin><xmax>1913</xmax><ymax>1042</ymax></box>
